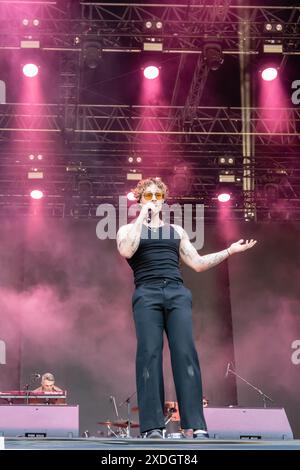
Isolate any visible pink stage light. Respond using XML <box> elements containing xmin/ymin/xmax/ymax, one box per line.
<box><xmin>261</xmin><ymin>67</ymin><xmax>278</xmax><ymax>82</ymax></box>
<box><xmin>143</xmin><ymin>65</ymin><xmax>159</xmax><ymax>80</ymax></box>
<box><xmin>217</xmin><ymin>192</ymin><xmax>231</xmax><ymax>203</ymax></box>
<box><xmin>23</xmin><ymin>63</ymin><xmax>39</xmax><ymax>78</ymax></box>
<box><xmin>127</xmin><ymin>191</ymin><xmax>136</xmax><ymax>201</ymax></box>
<box><xmin>30</xmin><ymin>189</ymin><xmax>43</xmax><ymax>200</ymax></box>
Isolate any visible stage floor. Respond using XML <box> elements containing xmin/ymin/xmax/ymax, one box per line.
<box><xmin>3</xmin><ymin>437</ymin><xmax>300</xmax><ymax>450</ymax></box>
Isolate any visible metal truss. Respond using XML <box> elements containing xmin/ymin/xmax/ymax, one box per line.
<box><xmin>0</xmin><ymin>2</ymin><xmax>299</xmax><ymax>53</ymax></box>
<box><xmin>0</xmin><ymin>2</ymin><xmax>299</xmax><ymax>221</ymax></box>
<box><xmin>1</xmin><ymin>104</ymin><xmax>299</xmax><ymax>148</ymax></box>
<box><xmin>58</xmin><ymin>51</ymin><xmax>81</xmax><ymax>142</ymax></box>
<box><xmin>0</xmin><ymin>152</ymin><xmax>299</xmax><ymax>222</ymax></box>
<box><xmin>79</xmin><ymin>3</ymin><xmax>300</xmax><ymax>54</ymax></box>
<box><xmin>181</xmin><ymin>0</ymin><xmax>231</xmax><ymax>126</ymax></box>
<box><xmin>0</xmin><ymin>191</ymin><xmax>299</xmax><ymax>222</ymax></box>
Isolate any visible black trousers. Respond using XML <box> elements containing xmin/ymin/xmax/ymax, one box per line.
<box><xmin>132</xmin><ymin>279</ymin><xmax>207</xmax><ymax>433</ymax></box>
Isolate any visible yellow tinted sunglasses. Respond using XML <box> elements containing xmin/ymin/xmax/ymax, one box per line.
<box><xmin>143</xmin><ymin>191</ymin><xmax>164</xmax><ymax>201</ymax></box>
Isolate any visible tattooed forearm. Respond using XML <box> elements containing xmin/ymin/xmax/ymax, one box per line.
<box><xmin>117</xmin><ymin>215</ymin><xmax>145</xmax><ymax>258</ymax></box>
<box><xmin>194</xmin><ymin>250</ymin><xmax>229</xmax><ymax>271</ymax></box>
<box><xmin>180</xmin><ymin>237</ymin><xmax>229</xmax><ymax>272</ymax></box>
<box><xmin>180</xmin><ymin>245</ymin><xmax>196</xmax><ymax>260</ymax></box>
<box><xmin>118</xmin><ymin>233</ymin><xmax>139</xmax><ymax>252</ymax></box>
<box><xmin>128</xmin><ymin>231</ymin><xmax>140</xmax><ymax>252</ymax></box>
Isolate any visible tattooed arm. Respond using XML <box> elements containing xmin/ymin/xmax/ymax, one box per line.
<box><xmin>117</xmin><ymin>202</ymin><xmax>157</xmax><ymax>258</ymax></box>
<box><xmin>178</xmin><ymin>227</ymin><xmax>257</xmax><ymax>272</ymax></box>
<box><xmin>117</xmin><ymin>223</ymin><xmax>141</xmax><ymax>258</ymax></box>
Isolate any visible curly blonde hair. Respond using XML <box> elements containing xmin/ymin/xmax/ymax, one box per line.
<box><xmin>132</xmin><ymin>177</ymin><xmax>169</xmax><ymax>202</ymax></box>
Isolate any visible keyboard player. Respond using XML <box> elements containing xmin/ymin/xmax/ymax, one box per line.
<box><xmin>31</xmin><ymin>372</ymin><xmax>65</xmax><ymax>405</ymax></box>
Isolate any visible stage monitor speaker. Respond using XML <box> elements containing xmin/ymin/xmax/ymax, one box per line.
<box><xmin>203</xmin><ymin>407</ymin><xmax>293</xmax><ymax>440</ymax></box>
<box><xmin>0</xmin><ymin>405</ymin><xmax>79</xmax><ymax>437</ymax></box>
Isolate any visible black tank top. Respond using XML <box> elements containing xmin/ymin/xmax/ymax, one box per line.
<box><xmin>127</xmin><ymin>224</ymin><xmax>183</xmax><ymax>287</ymax></box>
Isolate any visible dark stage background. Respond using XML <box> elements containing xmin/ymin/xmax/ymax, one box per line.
<box><xmin>0</xmin><ymin>218</ymin><xmax>299</xmax><ymax>437</ymax></box>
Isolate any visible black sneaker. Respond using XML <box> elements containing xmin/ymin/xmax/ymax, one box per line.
<box><xmin>193</xmin><ymin>430</ymin><xmax>209</xmax><ymax>439</ymax></box>
<box><xmin>142</xmin><ymin>429</ymin><xmax>164</xmax><ymax>439</ymax></box>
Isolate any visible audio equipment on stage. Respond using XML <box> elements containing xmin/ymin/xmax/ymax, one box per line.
<box><xmin>0</xmin><ymin>390</ymin><xmax>66</xmax><ymax>400</ymax></box>
<box><xmin>204</xmin><ymin>407</ymin><xmax>293</xmax><ymax>440</ymax></box>
<box><xmin>0</xmin><ymin>390</ymin><xmax>66</xmax><ymax>405</ymax></box>
<box><xmin>0</xmin><ymin>405</ymin><xmax>79</xmax><ymax>437</ymax></box>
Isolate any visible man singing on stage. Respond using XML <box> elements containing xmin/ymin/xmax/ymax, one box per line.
<box><xmin>117</xmin><ymin>178</ymin><xmax>256</xmax><ymax>439</ymax></box>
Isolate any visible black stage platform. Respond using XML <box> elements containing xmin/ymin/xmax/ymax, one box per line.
<box><xmin>3</xmin><ymin>437</ymin><xmax>300</xmax><ymax>450</ymax></box>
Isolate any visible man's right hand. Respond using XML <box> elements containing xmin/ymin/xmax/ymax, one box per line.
<box><xmin>140</xmin><ymin>202</ymin><xmax>160</xmax><ymax>221</ymax></box>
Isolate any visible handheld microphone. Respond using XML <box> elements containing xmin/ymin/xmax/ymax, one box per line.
<box><xmin>31</xmin><ymin>373</ymin><xmax>41</xmax><ymax>380</ymax></box>
<box><xmin>147</xmin><ymin>208</ymin><xmax>152</xmax><ymax>224</ymax></box>
<box><xmin>225</xmin><ymin>362</ymin><xmax>231</xmax><ymax>378</ymax></box>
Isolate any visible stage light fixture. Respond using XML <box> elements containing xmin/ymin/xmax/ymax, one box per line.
<box><xmin>126</xmin><ymin>172</ymin><xmax>142</xmax><ymax>181</ymax></box>
<box><xmin>219</xmin><ymin>171</ymin><xmax>236</xmax><ymax>183</ymax></box>
<box><xmin>22</xmin><ymin>63</ymin><xmax>39</xmax><ymax>77</ymax></box>
<box><xmin>171</xmin><ymin>164</ymin><xmax>191</xmax><ymax>195</ymax></box>
<box><xmin>218</xmin><ymin>156</ymin><xmax>235</xmax><ymax>166</ymax></box>
<box><xmin>28</xmin><ymin>153</ymin><xmax>43</xmax><ymax>161</ymax></box>
<box><xmin>244</xmin><ymin>210</ymin><xmax>256</xmax><ymax>222</ymax></box>
<box><xmin>30</xmin><ymin>189</ymin><xmax>43</xmax><ymax>200</ymax></box>
<box><xmin>203</xmin><ymin>43</ymin><xmax>224</xmax><ymax>71</ymax></box>
<box><xmin>83</xmin><ymin>42</ymin><xmax>102</xmax><ymax>69</ymax></box>
<box><xmin>216</xmin><ymin>176</ymin><xmax>237</xmax><ymax>203</ymax></box>
<box><xmin>144</xmin><ymin>20</ymin><xmax>163</xmax><ymax>31</ymax></box>
<box><xmin>264</xmin><ymin>23</ymin><xmax>272</xmax><ymax>32</ymax></box>
<box><xmin>128</xmin><ymin>155</ymin><xmax>142</xmax><ymax>164</ymax></box>
<box><xmin>20</xmin><ymin>40</ymin><xmax>40</xmax><ymax>49</ymax></box>
<box><xmin>78</xmin><ymin>179</ymin><xmax>93</xmax><ymax>202</ymax></box>
<box><xmin>143</xmin><ymin>19</ymin><xmax>163</xmax><ymax>51</ymax></box>
<box><xmin>263</xmin><ymin>39</ymin><xmax>283</xmax><ymax>54</ymax></box>
<box><xmin>143</xmin><ymin>65</ymin><xmax>159</xmax><ymax>79</ymax></box>
<box><xmin>217</xmin><ymin>192</ymin><xmax>231</xmax><ymax>203</ymax></box>
<box><xmin>21</xmin><ymin>18</ymin><xmax>40</xmax><ymax>27</ymax></box>
<box><xmin>261</xmin><ymin>67</ymin><xmax>278</xmax><ymax>81</ymax></box>
<box><xmin>28</xmin><ymin>168</ymin><xmax>44</xmax><ymax>179</ymax></box>
<box><xmin>264</xmin><ymin>22</ymin><xmax>284</xmax><ymax>33</ymax></box>
<box><xmin>143</xmin><ymin>42</ymin><xmax>163</xmax><ymax>51</ymax></box>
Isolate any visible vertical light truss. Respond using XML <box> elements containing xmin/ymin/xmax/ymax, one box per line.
<box><xmin>238</xmin><ymin>5</ymin><xmax>256</xmax><ymax>222</ymax></box>
<box><xmin>181</xmin><ymin>0</ymin><xmax>232</xmax><ymax>128</ymax></box>
<box><xmin>58</xmin><ymin>51</ymin><xmax>81</xmax><ymax>144</ymax></box>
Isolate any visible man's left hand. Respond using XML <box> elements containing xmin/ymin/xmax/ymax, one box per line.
<box><xmin>228</xmin><ymin>239</ymin><xmax>257</xmax><ymax>255</ymax></box>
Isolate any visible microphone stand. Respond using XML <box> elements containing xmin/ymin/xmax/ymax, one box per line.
<box><xmin>24</xmin><ymin>374</ymin><xmax>40</xmax><ymax>405</ymax></box>
<box><xmin>119</xmin><ymin>391</ymin><xmax>137</xmax><ymax>438</ymax></box>
<box><xmin>227</xmin><ymin>364</ymin><xmax>274</xmax><ymax>408</ymax></box>
<box><xmin>110</xmin><ymin>396</ymin><xmax>119</xmax><ymax>419</ymax></box>
<box><xmin>24</xmin><ymin>383</ymin><xmax>30</xmax><ymax>405</ymax></box>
